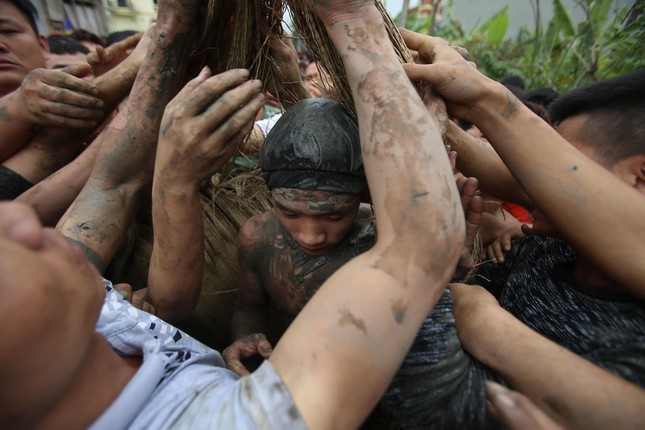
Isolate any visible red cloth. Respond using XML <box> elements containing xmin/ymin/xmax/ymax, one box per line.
<box><xmin>502</xmin><ymin>202</ymin><xmax>532</xmax><ymax>224</ymax></box>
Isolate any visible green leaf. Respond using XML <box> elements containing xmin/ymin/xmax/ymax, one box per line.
<box><xmin>591</xmin><ymin>0</ymin><xmax>613</xmax><ymax>26</ymax></box>
<box><xmin>552</xmin><ymin>0</ymin><xmax>575</xmax><ymax>37</ymax></box>
<box><xmin>477</xmin><ymin>6</ymin><xmax>509</xmax><ymax>46</ymax></box>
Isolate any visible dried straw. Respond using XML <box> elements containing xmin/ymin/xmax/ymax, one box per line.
<box><xmin>285</xmin><ymin>0</ymin><xmax>423</xmax><ymax>118</ymax></box>
<box><xmin>193</xmin><ymin>0</ymin><xmax>285</xmax><ymax>88</ymax></box>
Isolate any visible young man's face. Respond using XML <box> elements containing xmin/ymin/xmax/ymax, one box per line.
<box><xmin>302</xmin><ymin>62</ymin><xmax>332</xmax><ymax>99</ymax></box>
<box><xmin>0</xmin><ymin>0</ymin><xmax>48</xmax><ymax>96</ymax></box>
<box><xmin>272</xmin><ymin>188</ymin><xmax>361</xmax><ymax>256</ymax></box>
<box><xmin>0</xmin><ymin>203</ymin><xmax>104</xmax><ymax>421</ymax></box>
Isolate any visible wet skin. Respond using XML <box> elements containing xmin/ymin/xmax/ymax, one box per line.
<box><xmin>235</xmin><ymin>196</ymin><xmax>376</xmax><ymax>337</ymax></box>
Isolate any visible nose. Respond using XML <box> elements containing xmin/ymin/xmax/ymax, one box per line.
<box><xmin>296</xmin><ymin>219</ymin><xmax>325</xmax><ymax>249</ymax></box>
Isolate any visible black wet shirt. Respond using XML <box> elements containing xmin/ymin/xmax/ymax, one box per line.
<box><xmin>0</xmin><ymin>165</ymin><xmax>32</xmax><ymax>200</ymax></box>
<box><xmin>479</xmin><ymin>235</ymin><xmax>645</xmax><ymax>387</ymax></box>
<box><xmin>382</xmin><ymin>235</ymin><xmax>645</xmax><ymax>430</ymax></box>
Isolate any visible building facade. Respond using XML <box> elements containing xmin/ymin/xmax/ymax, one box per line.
<box><xmin>31</xmin><ymin>0</ymin><xmax>158</xmax><ymax>37</ymax></box>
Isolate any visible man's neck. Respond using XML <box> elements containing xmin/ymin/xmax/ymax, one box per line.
<box><xmin>35</xmin><ymin>334</ymin><xmax>141</xmax><ymax>429</ymax></box>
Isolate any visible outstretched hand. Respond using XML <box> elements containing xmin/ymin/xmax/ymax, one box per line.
<box><xmin>14</xmin><ymin>64</ymin><xmax>104</xmax><ymax>128</ymax></box>
<box><xmin>401</xmin><ymin>28</ymin><xmax>495</xmax><ymax>121</ymax></box>
<box><xmin>223</xmin><ymin>333</ymin><xmax>274</xmax><ymax>377</ymax></box>
<box><xmin>87</xmin><ymin>32</ymin><xmax>143</xmax><ymax>77</ymax></box>
<box><xmin>155</xmin><ymin>67</ymin><xmax>264</xmax><ymax>189</ymax></box>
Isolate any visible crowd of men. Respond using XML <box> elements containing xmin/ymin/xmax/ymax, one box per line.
<box><xmin>1</xmin><ymin>0</ymin><xmax>644</xmax><ymax>428</ymax></box>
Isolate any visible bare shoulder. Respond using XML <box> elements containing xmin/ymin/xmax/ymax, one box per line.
<box><xmin>238</xmin><ymin>211</ymin><xmax>280</xmax><ymax>251</ymax></box>
<box><xmin>355</xmin><ymin>203</ymin><xmax>375</xmax><ymax>224</ymax></box>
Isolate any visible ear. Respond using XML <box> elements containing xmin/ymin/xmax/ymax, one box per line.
<box><xmin>635</xmin><ymin>155</ymin><xmax>645</xmax><ymax>194</ymax></box>
<box><xmin>39</xmin><ymin>35</ymin><xmax>49</xmax><ymax>54</ymax></box>
<box><xmin>610</xmin><ymin>154</ymin><xmax>645</xmax><ymax>194</ymax></box>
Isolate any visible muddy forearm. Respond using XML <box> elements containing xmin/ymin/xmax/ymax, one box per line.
<box><xmin>147</xmin><ymin>185</ymin><xmax>203</xmax><ymax>322</ymax></box>
<box><xmin>473</xmin><ymin>88</ymin><xmax>645</xmax><ymax>293</ymax></box>
<box><xmin>325</xmin><ymin>11</ymin><xmax>463</xmax><ymax>285</ymax></box>
<box><xmin>56</xmin><ymin>13</ymin><xmax>194</xmax><ymax>271</ymax></box>
<box><xmin>15</xmin><ymin>132</ymin><xmax>104</xmax><ymax>226</ymax></box>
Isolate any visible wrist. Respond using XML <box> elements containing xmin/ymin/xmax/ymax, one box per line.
<box><xmin>153</xmin><ymin>176</ymin><xmax>201</xmax><ymax>200</ymax></box>
<box><xmin>470</xmin><ymin>81</ymin><xmax>519</xmax><ymax>127</ymax></box>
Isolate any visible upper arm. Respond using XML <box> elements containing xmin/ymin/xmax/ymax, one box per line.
<box><xmin>236</xmin><ymin>219</ymin><xmax>270</xmax><ymax>310</ymax></box>
<box><xmin>232</xmin><ymin>217</ymin><xmax>271</xmax><ymax>339</ymax></box>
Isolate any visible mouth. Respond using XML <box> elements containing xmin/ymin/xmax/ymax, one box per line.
<box><xmin>0</xmin><ymin>60</ymin><xmax>18</xmax><ymax>69</ymax></box>
<box><xmin>300</xmin><ymin>245</ymin><xmax>328</xmax><ymax>255</ymax></box>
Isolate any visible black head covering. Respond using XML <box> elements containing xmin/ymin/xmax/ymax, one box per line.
<box><xmin>260</xmin><ymin>98</ymin><xmax>366</xmax><ymax>194</ymax></box>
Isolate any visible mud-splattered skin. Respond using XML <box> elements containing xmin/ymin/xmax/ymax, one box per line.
<box><xmin>56</xmin><ymin>6</ymin><xmax>195</xmax><ymax>270</ymax></box>
<box><xmin>234</xmin><ymin>204</ymin><xmax>376</xmax><ymax>338</ymax></box>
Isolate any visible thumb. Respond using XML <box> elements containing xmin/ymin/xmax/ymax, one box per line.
<box><xmin>403</xmin><ymin>62</ymin><xmax>446</xmax><ymax>87</ymax></box>
<box><xmin>61</xmin><ymin>62</ymin><xmax>93</xmax><ymax>79</ymax></box>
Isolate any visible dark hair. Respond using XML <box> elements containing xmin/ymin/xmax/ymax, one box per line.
<box><xmin>105</xmin><ymin>30</ymin><xmax>137</xmax><ymax>47</ymax></box>
<box><xmin>502</xmin><ymin>76</ymin><xmax>525</xmax><ymax>90</ymax></box>
<box><xmin>70</xmin><ymin>29</ymin><xmax>104</xmax><ymax>47</ymax></box>
<box><xmin>47</xmin><ymin>35</ymin><xmax>90</xmax><ymax>55</ymax></box>
<box><xmin>501</xmin><ymin>76</ymin><xmax>526</xmax><ymax>98</ymax></box>
<box><xmin>8</xmin><ymin>0</ymin><xmax>39</xmax><ymax>35</ymax></box>
<box><xmin>522</xmin><ymin>87</ymin><xmax>559</xmax><ymax>108</ymax></box>
<box><xmin>523</xmin><ymin>101</ymin><xmax>551</xmax><ymax>125</ymax></box>
<box><xmin>549</xmin><ymin>69</ymin><xmax>645</xmax><ymax>164</ymax></box>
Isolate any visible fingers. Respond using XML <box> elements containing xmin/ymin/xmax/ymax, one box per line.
<box><xmin>0</xmin><ymin>202</ymin><xmax>44</xmax><ymax>250</ymax></box>
<box><xmin>175</xmin><ymin>69</ymin><xmax>251</xmax><ymax>117</ymax></box>
<box><xmin>108</xmin><ymin>31</ymin><xmax>142</xmax><ymax>55</ymax></box>
<box><xmin>501</xmin><ymin>232</ymin><xmax>512</xmax><ymax>252</ymax></box>
<box><xmin>464</xmin><ymin>194</ymin><xmax>482</xmax><ymax>248</ymax></box>
<box><xmin>487</xmin><ymin>382</ymin><xmax>564</xmax><ymax>430</ymax></box>
<box><xmin>400</xmin><ymin>28</ymin><xmax>439</xmax><ymax>62</ymax></box>
<box><xmin>169</xmin><ymin>66</ymin><xmax>212</xmax><ymax>107</ymax></box>
<box><xmin>521</xmin><ymin>224</ymin><xmax>534</xmax><ymax>236</ymax></box>
<box><xmin>131</xmin><ymin>290</ymin><xmax>157</xmax><ymax>314</ymax></box>
<box><xmin>402</xmin><ymin>62</ymin><xmax>438</xmax><ymax>85</ymax></box>
<box><xmin>448</xmin><ymin>150</ymin><xmax>458</xmax><ymax>173</ymax></box>
<box><xmin>86</xmin><ymin>46</ymin><xmax>106</xmax><ymax>68</ymax></box>
<box><xmin>227</xmin><ymin>358</ymin><xmax>251</xmax><ymax>377</ymax></box>
<box><xmin>458</xmin><ymin>176</ymin><xmax>479</xmax><ymax>216</ymax></box>
<box><xmin>401</xmin><ymin>29</ymin><xmax>467</xmax><ymax>64</ymax></box>
<box><xmin>113</xmin><ymin>283</ymin><xmax>133</xmax><ymax>302</ymax></box>
<box><xmin>56</xmin><ymin>64</ymin><xmax>98</xmax><ymax>94</ymax></box>
<box><xmin>257</xmin><ymin>337</ymin><xmax>274</xmax><ymax>359</ymax></box>
<box><xmin>222</xmin><ymin>333</ymin><xmax>272</xmax><ymax>376</ymax></box>
<box><xmin>222</xmin><ymin>344</ymin><xmax>252</xmax><ymax>376</ymax></box>
<box><xmin>201</xmin><ymin>79</ymin><xmax>263</xmax><ymax>135</ymax></box>
<box><xmin>486</xmin><ymin>239</ymin><xmax>505</xmax><ymax>264</ymax></box>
